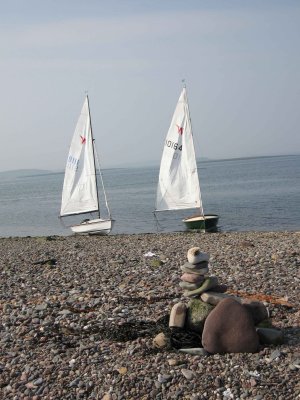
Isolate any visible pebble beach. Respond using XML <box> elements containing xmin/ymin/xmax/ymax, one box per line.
<box><xmin>0</xmin><ymin>231</ymin><xmax>299</xmax><ymax>400</ymax></box>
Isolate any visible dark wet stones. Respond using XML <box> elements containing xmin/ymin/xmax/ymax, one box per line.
<box><xmin>256</xmin><ymin>327</ymin><xmax>284</xmax><ymax>345</ymax></box>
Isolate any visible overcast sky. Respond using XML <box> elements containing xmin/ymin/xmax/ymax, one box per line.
<box><xmin>0</xmin><ymin>0</ymin><xmax>299</xmax><ymax>171</ymax></box>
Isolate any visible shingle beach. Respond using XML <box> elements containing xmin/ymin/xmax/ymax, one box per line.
<box><xmin>0</xmin><ymin>231</ymin><xmax>299</xmax><ymax>399</ymax></box>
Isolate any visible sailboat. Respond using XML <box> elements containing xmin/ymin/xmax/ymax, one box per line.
<box><xmin>155</xmin><ymin>85</ymin><xmax>219</xmax><ymax>231</ymax></box>
<box><xmin>59</xmin><ymin>95</ymin><xmax>114</xmax><ymax>235</ymax></box>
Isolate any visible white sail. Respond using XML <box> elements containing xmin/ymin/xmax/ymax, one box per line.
<box><xmin>60</xmin><ymin>97</ymin><xmax>98</xmax><ymax>217</ymax></box>
<box><xmin>155</xmin><ymin>88</ymin><xmax>204</xmax><ymax>214</ymax></box>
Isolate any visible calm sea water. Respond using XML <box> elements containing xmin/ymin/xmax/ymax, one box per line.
<box><xmin>0</xmin><ymin>155</ymin><xmax>299</xmax><ymax>237</ymax></box>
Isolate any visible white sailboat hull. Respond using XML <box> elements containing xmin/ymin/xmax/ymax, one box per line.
<box><xmin>71</xmin><ymin>218</ymin><xmax>114</xmax><ymax>235</ymax></box>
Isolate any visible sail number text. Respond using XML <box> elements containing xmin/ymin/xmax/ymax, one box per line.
<box><xmin>165</xmin><ymin>140</ymin><xmax>182</xmax><ymax>151</ymax></box>
<box><xmin>67</xmin><ymin>155</ymin><xmax>79</xmax><ymax>170</ymax></box>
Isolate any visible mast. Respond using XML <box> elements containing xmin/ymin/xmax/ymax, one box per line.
<box><xmin>183</xmin><ymin>80</ymin><xmax>204</xmax><ymax>217</ymax></box>
<box><xmin>86</xmin><ymin>94</ymin><xmax>101</xmax><ymax>219</ymax></box>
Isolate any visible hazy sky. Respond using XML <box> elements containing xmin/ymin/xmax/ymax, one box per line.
<box><xmin>0</xmin><ymin>0</ymin><xmax>299</xmax><ymax>171</ymax></box>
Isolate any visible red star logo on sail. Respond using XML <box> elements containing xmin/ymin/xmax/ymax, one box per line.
<box><xmin>80</xmin><ymin>135</ymin><xmax>86</xmax><ymax>144</ymax></box>
<box><xmin>176</xmin><ymin>125</ymin><xmax>183</xmax><ymax>135</ymax></box>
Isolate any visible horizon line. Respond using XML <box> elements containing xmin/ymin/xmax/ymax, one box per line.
<box><xmin>0</xmin><ymin>153</ymin><xmax>299</xmax><ymax>175</ymax></box>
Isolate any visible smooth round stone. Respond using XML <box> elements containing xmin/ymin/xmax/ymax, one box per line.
<box><xmin>187</xmin><ymin>247</ymin><xmax>209</xmax><ymax>264</ymax></box>
<box><xmin>169</xmin><ymin>302</ymin><xmax>187</xmax><ymax>328</ymax></box>
<box><xmin>181</xmin><ymin>273</ymin><xmax>205</xmax><ymax>284</ymax></box>
<box><xmin>179</xmin><ymin>281</ymin><xmax>203</xmax><ymax>290</ymax></box>
<box><xmin>202</xmin><ymin>298</ymin><xmax>259</xmax><ymax>354</ymax></box>
<box><xmin>182</xmin><ymin>261</ymin><xmax>209</xmax><ymax>270</ymax></box>
<box><xmin>180</xmin><ymin>264</ymin><xmax>209</xmax><ymax>275</ymax></box>
<box><xmin>153</xmin><ymin>332</ymin><xmax>169</xmax><ymax>348</ymax></box>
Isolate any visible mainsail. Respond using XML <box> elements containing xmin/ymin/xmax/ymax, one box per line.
<box><xmin>60</xmin><ymin>97</ymin><xmax>99</xmax><ymax>217</ymax></box>
<box><xmin>155</xmin><ymin>88</ymin><xmax>204</xmax><ymax>214</ymax></box>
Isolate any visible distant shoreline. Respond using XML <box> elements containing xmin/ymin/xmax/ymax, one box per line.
<box><xmin>0</xmin><ymin>153</ymin><xmax>299</xmax><ymax>176</ymax></box>
<box><xmin>0</xmin><ymin>229</ymin><xmax>299</xmax><ymax>240</ymax></box>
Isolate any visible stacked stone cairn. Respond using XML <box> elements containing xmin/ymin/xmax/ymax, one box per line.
<box><xmin>179</xmin><ymin>247</ymin><xmax>225</xmax><ymax>297</ymax></box>
<box><xmin>166</xmin><ymin>246</ymin><xmax>284</xmax><ymax>355</ymax></box>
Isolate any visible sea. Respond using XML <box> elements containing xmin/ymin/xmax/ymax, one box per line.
<box><xmin>0</xmin><ymin>155</ymin><xmax>299</xmax><ymax>237</ymax></box>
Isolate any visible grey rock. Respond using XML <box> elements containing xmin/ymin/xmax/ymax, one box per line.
<box><xmin>157</xmin><ymin>374</ymin><xmax>172</xmax><ymax>383</ymax></box>
<box><xmin>181</xmin><ymin>368</ymin><xmax>194</xmax><ymax>380</ymax></box>
<box><xmin>58</xmin><ymin>309</ymin><xmax>72</xmax><ymax>315</ymax></box>
<box><xmin>256</xmin><ymin>327</ymin><xmax>284</xmax><ymax>345</ymax></box>
<box><xmin>201</xmin><ymin>291</ymin><xmax>241</xmax><ymax>306</ymax></box>
<box><xmin>269</xmin><ymin>349</ymin><xmax>282</xmax><ymax>361</ymax></box>
<box><xmin>180</xmin><ymin>263</ymin><xmax>209</xmax><ymax>275</ymax></box>
<box><xmin>35</xmin><ymin>303</ymin><xmax>48</xmax><ymax>311</ymax></box>
<box><xmin>179</xmin><ymin>281</ymin><xmax>203</xmax><ymax>290</ymax></box>
<box><xmin>179</xmin><ymin>348</ymin><xmax>209</xmax><ymax>356</ymax></box>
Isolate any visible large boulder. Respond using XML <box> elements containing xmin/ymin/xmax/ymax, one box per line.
<box><xmin>241</xmin><ymin>299</ymin><xmax>269</xmax><ymax>325</ymax></box>
<box><xmin>186</xmin><ymin>299</ymin><xmax>214</xmax><ymax>333</ymax></box>
<box><xmin>202</xmin><ymin>298</ymin><xmax>259</xmax><ymax>354</ymax></box>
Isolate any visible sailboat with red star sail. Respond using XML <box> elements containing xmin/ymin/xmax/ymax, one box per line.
<box><xmin>59</xmin><ymin>96</ymin><xmax>114</xmax><ymax>234</ymax></box>
<box><xmin>155</xmin><ymin>84</ymin><xmax>219</xmax><ymax>231</ymax></box>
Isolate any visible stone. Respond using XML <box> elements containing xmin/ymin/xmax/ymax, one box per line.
<box><xmin>202</xmin><ymin>298</ymin><xmax>259</xmax><ymax>354</ymax></box>
<box><xmin>180</xmin><ymin>264</ymin><xmax>209</xmax><ymax>275</ymax></box>
<box><xmin>169</xmin><ymin>302</ymin><xmax>187</xmax><ymax>328</ymax></box>
<box><xmin>179</xmin><ymin>281</ymin><xmax>203</xmax><ymax>290</ymax></box>
<box><xmin>182</xmin><ymin>261</ymin><xmax>209</xmax><ymax>270</ymax></box>
<box><xmin>179</xmin><ymin>348</ymin><xmax>209</xmax><ymax>356</ymax></box>
<box><xmin>102</xmin><ymin>395</ymin><xmax>112</xmax><ymax>400</ymax></box>
<box><xmin>268</xmin><ymin>349</ymin><xmax>282</xmax><ymax>361</ymax></box>
<box><xmin>167</xmin><ymin>359</ymin><xmax>179</xmax><ymax>366</ymax></box>
<box><xmin>181</xmin><ymin>368</ymin><xmax>194</xmax><ymax>380</ymax></box>
<box><xmin>207</xmin><ymin>284</ymin><xmax>228</xmax><ymax>293</ymax></box>
<box><xmin>184</xmin><ymin>276</ymin><xmax>219</xmax><ymax>297</ymax></box>
<box><xmin>181</xmin><ymin>273</ymin><xmax>205</xmax><ymax>283</ymax></box>
<box><xmin>153</xmin><ymin>332</ymin><xmax>168</xmax><ymax>348</ymax></box>
<box><xmin>256</xmin><ymin>319</ymin><xmax>274</xmax><ymax>329</ymax></box>
<box><xmin>35</xmin><ymin>303</ymin><xmax>48</xmax><ymax>311</ymax></box>
<box><xmin>256</xmin><ymin>327</ymin><xmax>284</xmax><ymax>345</ymax></box>
<box><xmin>186</xmin><ymin>299</ymin><xmax>214</xmax><ymax>333</ymax></box>
<box><xmin>158</xmin><ymin>373</ymin><xmax>172</xmax><ymax>383</ymax></box>
<box><xmin>117</xmin><ymin>367</ymin><xmax>127</xmax><ymax>375</ymax></box>
<box><xmin>187</xmin><ymin>247</ymin><xmax>209</xmax><ymax>264</ymax></box>
<box><xmin>150</xmin><ymin>259</ymin><xmax>163</xmax><ymax>267</ymax></box>
<box><xmin>241</xmin><ymin>299</ymin><xmax>269</xmax><ymax>325</ymax></box>
<box><xmin>201</xmin><ymin>291</ymin><xmax>241</xmax><ymax>306</ymax></box>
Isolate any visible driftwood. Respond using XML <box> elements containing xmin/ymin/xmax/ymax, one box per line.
<box><xmin>226</xmin><ymin>290</ymin><xmax>294</xmax><ymax>308</ymax></box>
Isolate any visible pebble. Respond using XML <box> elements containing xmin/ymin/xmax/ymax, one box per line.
<box><xmin>181</xmin><ymin>368</ymin><xmax>194</xmax><ymax>380</ymax></box>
